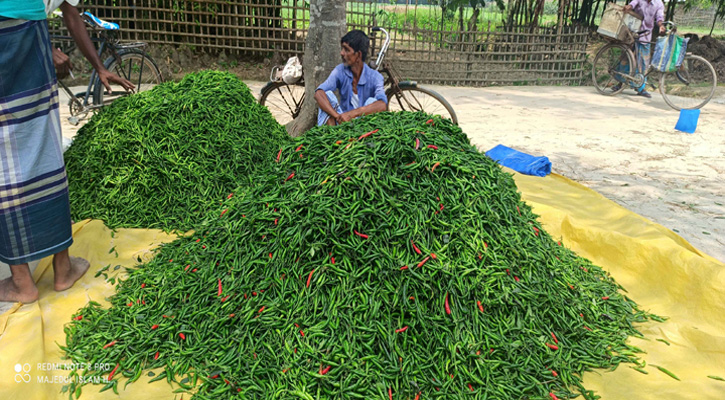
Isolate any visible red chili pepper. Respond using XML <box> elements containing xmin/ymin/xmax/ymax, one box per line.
<box><xmin>430</xmin><ymin>253</ymin><xmax>437</xmax><ymax>259</ymax></box>
<box><xmin>276</xmin><ymin>149</ymin><xmax>282</xmax><ymax>162</ymax></box>
<box><xmin>353</xmin><ymin>230</ymin><xmax>369</xmax><ymax>239</ymax></box>
<box><xmin>532</xmin><ymin>226</ymin><xmax>540</xmax><ymax>236</ymax></box>
<box><xmin>545</xmin><ymin>343</ymin><xmax>559</xmax><ymax>350</ymax></box>
<box><xmin>409</xmin><ymin>296</ymin><xmax>415</xmax><ymax>300</ymax></box>
<box><xmin>228</xmin><ymin>313</ymin><xmax>235</xmax><ymax>318</ymax></box>
<box><xmin>427</xmin><ymin>144</ymin><xmax>438</xmax><ymax>150</ymax></box>
<box><xmin>74</xmin><ymin>315</ymin><xmax>83</xmax><ymax>321</ymax></box>
<box><xmin>285</xmin><ymin>172</ymin><xmax>295</xmax><ymax>182</ymax></box>
<box><xmin>162</xmin><ymin>315</ymin><xmax>170</xmax><ymax>318</ymax></box>
<box><xmin>395</xmin><ymin>326</ymin><xmax>409</xmax><ymax>333</ymax></box>
<box><xmin>320</xmin><ymin>365</ymin><xmax>332</xmax><ymax>375</ymax></box>
<box><xmin>227</xmin><ymin>193</ymin><xmax>233</xmax><ymax>199</ymax></box>
<box><xmin>601</xmin><ymin>296</ymin><xmax>609</xmax><ymax>300</ymax></box>
<box><xmin>431</xmin><ymin>162</ymin><xmax>440</xmax><ymax>172</ymax></box>
<box><xmin>127</xmin><ymin>302</ymin><xmax>133</xmax><ymax>307</ymax></box>
<box><xmin>388</xmin><ymin>387</ymin><xmax>393</xmax><ymax>400</ymax></box>
<box><xmin>154</xmin><ymin>351</ymin><xmax>159</xmax><ymax>360</ymax></box>
<box><xmin>202</xmin><ymin>245</ymin><xmax>206</xmax><ymax>249</ymax></box>
<box><xmin>258</xmin><ymin>306</ymin><xmax>265</xmax><ymax>314</ymax></box>
<box><xmin>506</xmin><ymin>268</ymin><xmax>510</xmax><ymax>275</ymax></box>
<box><xmin>400</xmin><ymin>265</ymin><xmax>409</xmax><ymax>270</ymax></box>
<box><xmin>224</xmin><ymin>379</ymin><xmax>231</xmax><ymax>385</ymax></box>
<box><xmin>417</xmin><ymin>256</ymin><xmax>430</xmax><ymax>268</ymax></box>
<box><xmin>306</xmin><ymin>269</ymin><xmax>315</xmax><ymax>288</ymax></box>
<box><xmin>411</xmin><ymin>240</ymin><xmax>422</xmax><ymax>255</ymax></box>
<box><xmin>550</xmin><ymin>393</ymin><xmax>559</xmax><ymax>400</ymax></box>
<box><xmin>477</xmin><ymin>301</ymin><xmax>484</xmax><ymax>313</ymax></box>
<box><xmin>269</xmin><ymin>252</ymin><xmax>273</xmax><ymax>259</ymax></box>
<box><xmin>468</xmin><ymin>383</ymin><xmax>474</xmax><ymax>391</ymax></box>
<box><xmin>108</xmin><ymin>363</ymin><xmax>119</xmax><ymax>380</ymax></box>
<box><xmin>551</xmin><ymin>369</ymin><xmax>558</xmax><ymax>377</ymax></box>
<box><xmin>514</xmin><ymin>276</ymin><xmax>520</xmax><ymax>282</ymax></box>
<box><xmin>331</xmin><ymin>257</ymin><xmax>335</xmax><ymax>264</ymax></box>
<box><xmin>209</xmin><ymin>374</ymin><xmax>219</xmax><ymax>379</ymax></box>
<box><xmin>584</xmin><ymin>326</ymin><xmax>592</xmax><ymax>331</ymax></box>
<box><xmin>445</xmin><ymin>293</ymin><xmax>451</xmax><ymax>315</ymax></box>
<box><xmin>295</xmin><ymin>144</ymin><xmax>304</xmax><ymax>152</ymax></box>
<box><xmin>274</xmin><ymin>218</ymin><xmax>278</xmax><ymax>225</ymax></box>
<box><xmin>516</xmin><ymin>205</ymin><xmax>521</xmax><ymax>215</ymax></box>
<box><xmin>551</xmin><ymin>332</ymin><xmax>558</xmax><ymax>344</ymax></box>
<box><xmin>103</xmin><ymin>340</ymin><xmax>117</xmax><ymax>349</ymax></box>
<box><xmin>415</xmin><ymin>392</ymin><xmax>420</xmax><ymax>400</ymax></box>
<box><xmin>252</xmin><ymin>291</ymin><xmax>257</xmax><ymax>296</ymax></box>
<box><xmin>299</xmin><ymin>330</ymin><xmax>305</xmax><ymax>337</ymax></box>
<box><xmin>151</xmin><ymin>324</ymin><xmax>159</xmax><ymax>330</ymax></box>
<box><xmin>141</xmin><ymin>283</ymin><xmax>146</xmax><ymax>288</ymax></box>
<box><xmin>218</xmin><ymin>278</ymin><xmax>223</xmax><ymax>296</ymax></box>
<box><xmin>426</xmin><ymin>118</ymin><xmax>434</xmax><ymax>124</ymax></box>
<box><xmin>220</xmin><ymin>209</ymin><xmax>227</xmax><ymax>217</ymax></box>
<box><xmin>358</xmin><ymin>129</ymin><xmax>378</xmax><ymax>140</ymax></box>
<box><xmin>179</xmin><ymin>333</ymin><xmax>186</xmax><ymax>340</ymax></box>
<box><xmin>415</xmin><ymin>137</ymin><xmax>421</xmax><ymax>150</ymax></box>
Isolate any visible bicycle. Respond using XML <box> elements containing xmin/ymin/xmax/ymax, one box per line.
<box><xmin>50</xmin><ymin>11</ymin><xmax>163</xmax><ymax>125</ymax></box>
<box><xmin>592</xmin><ymin>21</ymin><xmax>717</xmax><ymax>110</ymax></box>
<box><xmin>259</xmin><ymin>27</ymin><xmax>458</xmax><ymax>125</ymax></box>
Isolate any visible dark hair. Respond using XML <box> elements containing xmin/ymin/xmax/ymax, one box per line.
<box><xmin>341</xmin><ymin>30</ymin><xmax>369</xmax><ymax>61</ymax></box>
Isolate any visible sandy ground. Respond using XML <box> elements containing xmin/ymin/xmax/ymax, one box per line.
<box><xmin>2</xmin><ymin>82</ymin><xmax>722</xmax><ymax>315</ymax></box>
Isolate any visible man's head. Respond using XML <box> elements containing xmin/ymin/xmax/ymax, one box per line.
<box><xmin>340</xmin><ymin>30</ymin><xmax>369</xmax><ymax>67</ymax></box>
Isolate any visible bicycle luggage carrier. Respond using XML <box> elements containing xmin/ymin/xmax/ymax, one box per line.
<box><xmin>597</xmin><ymin>3</ymin><xmax>643</xmax><ymax>42</ymax></box>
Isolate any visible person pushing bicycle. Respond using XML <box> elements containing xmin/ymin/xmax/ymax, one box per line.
<box><xmin>314</xmin><ymin>30</ymin><xmax>388</xmax><ymax>126</ymax></box>
<box><xmin>46</xmin><ymin>0</ymin><xmax>133</xmax><ymax>93</ymax></box>
<box><xmin>613</xmin><ymin>0</ymin><xmax>666</xmax><ymax>98</ymax></box>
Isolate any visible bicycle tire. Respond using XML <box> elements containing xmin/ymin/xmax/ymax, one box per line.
<box><xmin>592</xmin><ymin>42</ymin><xmax>634</xmax><ymax>96</ymax></box>
<box><xmin>93</xmin><ymin>48</ymin><xmax>163</xmax><ymax>106</ymax></box>
<box><xmin>259</xmin><ymin>80</ymin><xmax>306</xmax><ymax>126</ymax></box>
<box><xmin>386</xmin><ymin>83</ymin><xmax>458</xmax><ymax>125</ymax></box>
<box><xmin>659</xmin><ymin>54</ymin><xmax>717</xmax><ymax>110</ymax></box>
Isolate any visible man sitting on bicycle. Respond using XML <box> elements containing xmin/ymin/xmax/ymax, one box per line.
<box><xmin>613</xmin><ymin>0</ymin><xmax>666</xmax><ymax>98</ymax></box>
<box><xmin>314</xmin><ymin>30</ymin><xmax>388</xmax><ymax>126</ymax></box>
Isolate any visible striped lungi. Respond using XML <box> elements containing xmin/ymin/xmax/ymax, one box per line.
<box><xmin>0</xmin><ymin>17</ymin><xmax>73</xmax><ymax>265</ymax></box>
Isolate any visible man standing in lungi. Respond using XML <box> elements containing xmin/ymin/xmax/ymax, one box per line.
<box><xmin>0</xmin><ymin>1</ymin><xmax>91</xmax><ymax>302</ymax></box>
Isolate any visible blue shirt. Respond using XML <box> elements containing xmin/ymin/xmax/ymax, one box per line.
<box><xmin>0</xmin><ymin>0</ymin><xmax>46</xmax><ymax>20</ymax></box>
<box><xmin>316</xmin><ymin>63</ymin><xmax>387</xmax><ymax>113</ymax></box>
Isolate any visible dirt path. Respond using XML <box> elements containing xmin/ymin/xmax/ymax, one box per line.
<box><xmin>59</xmin><ymin>82</ymin><xmax>725</xmax><ymax>264</ymax></box>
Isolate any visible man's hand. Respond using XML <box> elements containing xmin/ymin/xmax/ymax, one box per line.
<box><xmin>623</xmin><ymin>5</ymin><xmax>632</xmax><ymax>12</ymax></box>
<box><xmin>53</xmin><ymin>48</ymin><xmax>72</xmax><ymax>79</ymax></box>
<box><xmin>97</xmin><ymin>68</ymin><xmax>136</xmax><ymax>94</ymax></box>
<box><xmin>335</xmin><ymin>111</ymin><xmax>354</xmax><ymax>124</ymax></box>
<box><xmin>659</xmin><ymin>24</ymin><xmax>666</xmax><ymax>35</ymax></box>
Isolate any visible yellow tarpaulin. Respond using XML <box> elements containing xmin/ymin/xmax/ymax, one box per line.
<box><xmin>0</xmin><ymin>172</ymin><xmax>723</xmax><ymax>399</ymax></box>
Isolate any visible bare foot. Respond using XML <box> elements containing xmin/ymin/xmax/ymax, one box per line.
<box><xmin>0</xmin><ymin>276</ymin><xmax>39</xmax><ymax>303</ymax></box>
<box><xmin>54</xmin><ymin>256</ymin><xmax>90</xmax><ymax>292</ymax></box>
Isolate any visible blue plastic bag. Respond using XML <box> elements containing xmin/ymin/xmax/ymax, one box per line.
<box><xmin>485</xmin><ymin>145</ymin><xmax>552</xmax><ymax>177</ymax></box>
<box><xmin>675</xmin><ymin>109</ymin><xmax>700</xmax><ymax>134</ymax></box>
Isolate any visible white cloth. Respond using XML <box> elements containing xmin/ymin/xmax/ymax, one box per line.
<box><xmin>350</xmin><ymin>91</ymin><xmax>359</xmax><ymax>109</ymax></box>
<box><xmin>45</xmin><ymin>0</ymin><xmax>80</xmax><ymax>16</ymax></box>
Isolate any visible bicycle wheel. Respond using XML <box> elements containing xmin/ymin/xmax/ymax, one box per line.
<box><xmin>592</xmin><ymin>42</ymin><xmax>634</xmax><ymax>96</ymax></box>
<box><xmin>259</xmin><ymin>81</ymin><xmax>306</xmax><ymax>126</ymax></box>
<box><xmin>659</xmin><ymin>54</ymin><xmax>717</xmax><ymax>110</ymax></box>
<box><xmin>93</xmin><ymin>48</ymin><xmax>163</xmax><ymax>106</ymax></box>
<box><xmin>386</xmin><ymin>83</ymin><xmax>458</xmax><ymax>125</ymax></box>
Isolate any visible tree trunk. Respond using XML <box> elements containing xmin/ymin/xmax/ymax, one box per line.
<box><xmin>286</xmin><ymin>0</ymin><xmax>347</xmax><ymax>137</ymax></box>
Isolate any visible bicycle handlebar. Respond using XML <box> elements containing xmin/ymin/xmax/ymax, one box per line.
<box><xmin>371</xmin><ymin>27</ymin><xmax>390</xmax><ymax>72</ymax></box>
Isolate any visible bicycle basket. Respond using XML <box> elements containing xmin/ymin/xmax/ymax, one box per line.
<box><xmin>652</xmin><ymin>34</ymin><xmax>689</xmax><ymax>73</ymax></box>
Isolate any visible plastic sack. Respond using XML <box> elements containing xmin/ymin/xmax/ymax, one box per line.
<box><xmin>485</xmin><ymin>144</ymin><xmax>552</xmax><ymax>177</ymax></box>
<box><xmin>281</xmin><ymin>56</ymin><xmax>303</xmax><ymax>84</ymax></box>
<box><xmin>652</xmin><ymin>33</ymin><xmax>689</xmax><ymax>72</ymax></box>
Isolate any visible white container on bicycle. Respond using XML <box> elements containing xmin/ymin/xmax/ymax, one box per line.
<box><xmin>281</xmin><ymin>56</ymin><xmax>303</xmax><ymax>85</ymax></box>
<box><xmin>598</xmin><ymin>3</ymin><xmax>643</xmax><ymax>42</ymax></box>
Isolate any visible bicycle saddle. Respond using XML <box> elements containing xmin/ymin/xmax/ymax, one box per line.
<box><xmin>83</xmin><ymin>12</ymin><xmax>119</xmax><ymax>30</ymax></box>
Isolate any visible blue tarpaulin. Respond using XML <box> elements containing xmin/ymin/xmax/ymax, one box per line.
<box><xmin>485</xmin><ymin>144</ymin><xmax>552</xmax><ymax>177</ymax></box>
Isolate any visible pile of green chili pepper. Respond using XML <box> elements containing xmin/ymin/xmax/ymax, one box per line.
<box><xmin>62</xmin><ymin>111</ymin><xmax>660</xmax><ymax>400</ymax></box>
<box><xmin>63</xmin><ymin>70</ymin><xmax>290</xmax><ymax>231</ymax></box>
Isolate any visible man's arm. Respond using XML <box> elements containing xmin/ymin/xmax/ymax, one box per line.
<box><xmin>337</xmin><ymin>100</ymin><xmax>386</xmax><ymax>122</ymax></box>
<box><xmin>656</xmin><ymin>3</ymin><xmax>666</xmax><ymax>34</ymax></box>
<box><xmin>59</xmin><ymin>2</ymin><xmax>134</xmax><ymax>92</ymax></box>
<box><xmin>337</xmin><ymin>71</ymin><xmax>387</xmax><ymax>123</ymax></box>
<box><xmin>314</xmin><ymin>89</ymin><xmax>341</xmax><ymax>122</ymax></box>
